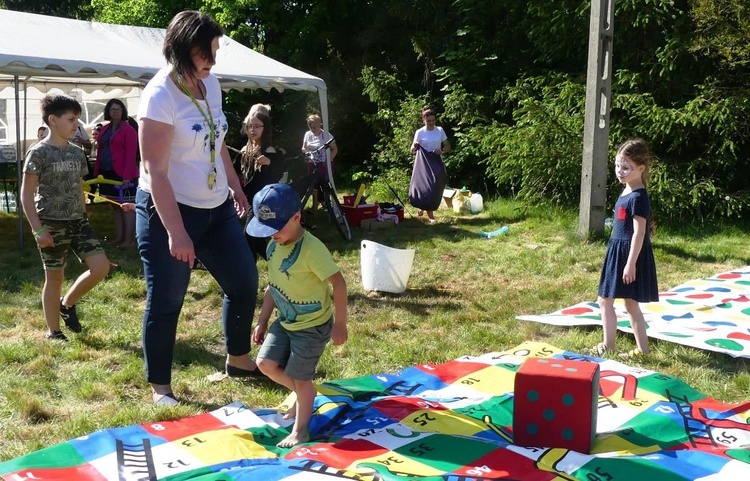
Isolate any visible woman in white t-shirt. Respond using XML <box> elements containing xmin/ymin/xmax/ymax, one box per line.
<box><xmin>409</xmin><ymin>107</ymin><xmax>451</xmax><ymax>223</ymax></box>
<box><xmin>135</xmin><ymin>11</ymin><xmax>262</xmax><ymax>406</ymax></box>
<box><xmin>301</xmin><ymin>114</ymin><xmax>337</xmax><ymax>214</ymax></box>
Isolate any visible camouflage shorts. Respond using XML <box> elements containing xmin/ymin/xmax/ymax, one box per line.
<box><xmin>37</xmin><ymin>218</ymin><xmax>104</xmax><ymax>270</ymax></box>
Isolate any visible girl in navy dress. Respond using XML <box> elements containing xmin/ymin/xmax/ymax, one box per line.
<box><xmin>593</xmin><ymin>139</ymin><xmax>658</xmax><ymax>359</ymax></box>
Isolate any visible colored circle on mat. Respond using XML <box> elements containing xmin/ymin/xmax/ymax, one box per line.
<box><xmin>666</xmin><ymin>299</ymin><xmax>693</xmax><ymax>305</ymax></box>
<box><xmin>527</xmin><ymin>390</ymin><xmax>539</xmax><ymax>402</ymax></box>
<box><xmin>659</xmin><ymin>332</ymin><xmax>694</xmax><ymax>338</ymax></box>
<box><xmin>526</xmin><ymin>424</ymin><xmax>538</xmax><ymax>435</ymax></box>
<box><xmin>717</xmin><ymin>273</ymin><xmax>741</xmax><ymax>279</ymax></box>
<box><xmin>687</xmin><ymin>293</ymin><xmax>714</xmax><ymax>299</ymax></box>
<box><xmin>538</xmin><ymin>359</ymin><xmax>549</xmax><ymax>364</ymax></box>
<box><xmin>562</xmin><ymin>394</ymin><xmax>575</xmax><ymax>406</ymax></box>
<box><xmin>562</xmin><ymin>428</ymin><xmax>574</xmax><ymax>440</ymax></box>
<box><xmin>705</xmin><ymin>339</ymin><xmax>744</xmax><ymax>351</ymax></box>
<box><xmin>742</xmin><ymin>307</ymin><xmax>750</xmax><ymax>316</ymax></box>
<box><xmin>728</xmin><ymin>332</ymin><xmax>750</xmax><ymax>342</ymax></box>
<box><xmin>562</xmin><ymin>306</ymin><xmax>594</xmax><ymax>315</ymax></box>
<box><xmin>704</xmin><ymin>321</ymin><xmax>737</xmax><ymax>327</ymax></box>
<box><xmin>565</xmin><ymin>367</ymin><xmax>577</xmax><ymax>372</ymax></box>
<box><xmin>543</xmin><ymin>409</ymin><xmax>555</xmax><ymax>421</ymax></box>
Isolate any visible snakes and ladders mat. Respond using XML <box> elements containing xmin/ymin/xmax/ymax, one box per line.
<box><xmin>517</xmin><ymin>266</ymin><xmax>750</xmax><ymax>358</ymax></box>
<box><xmin>2</xmin><ymin>341</ymin><xmax>749</xmax><ymax>480</ymax></box>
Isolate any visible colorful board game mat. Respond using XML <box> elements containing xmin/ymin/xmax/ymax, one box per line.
<box><xmin>1</xmin><ymin>341</ymin><xmax>749</xmax><ymax>480</ymax></box>
<box><xmin>517</xmin><ymin>266</ymin><xmax>750</xmax><ymax>358</ymax></box>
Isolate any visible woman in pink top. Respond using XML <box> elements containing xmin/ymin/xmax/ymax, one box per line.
<box><xmin>94</xmin><ymin>98</ymin><xmax>139</xmax><ymax>246</ymax></box>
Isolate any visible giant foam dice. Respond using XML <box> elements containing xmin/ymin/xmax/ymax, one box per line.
<box><xmin>513</xmin><ymin>357</ymin><xmax>600</xmax><ymax>453</ymax></box>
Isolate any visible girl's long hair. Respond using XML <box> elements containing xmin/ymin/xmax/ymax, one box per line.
<box><xmin>240</xmin><ymin>111</ymin><xmax>272</xmax><ymax>180</ymax></box>
<box><xmin>617</xmin><ymin>138</ymin><xmax>656</xmax><ymax>236</ymax></box>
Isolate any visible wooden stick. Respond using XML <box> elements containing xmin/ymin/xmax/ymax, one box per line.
<box><xmin>85</xmin><ymin>191</ymin><xmax>123</xmax><ymax>207</ymax></box>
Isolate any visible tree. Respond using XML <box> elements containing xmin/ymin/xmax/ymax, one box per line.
<box><xmin>0</xmin><ymin>0</ymin><xmax>92</xmax><ymax>19</ymax></box>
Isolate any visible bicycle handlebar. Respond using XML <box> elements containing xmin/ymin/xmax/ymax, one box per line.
<box><xmin>304</xmin><ymin>137</ymin><xmax>335</xmax><ymax>161</ymax></box>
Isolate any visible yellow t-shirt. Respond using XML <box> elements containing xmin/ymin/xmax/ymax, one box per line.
<box><xmin>266</xmin><ymin>230</ymin><xmax>340</xmax><ymax>331</ymax></box>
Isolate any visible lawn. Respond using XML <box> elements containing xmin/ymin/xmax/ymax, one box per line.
<box><xmin>0</xmin><ymin>197</ymin><xmax>749</xmax><ymax>461</ymax></box>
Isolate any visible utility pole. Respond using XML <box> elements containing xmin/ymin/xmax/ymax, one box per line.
<box><xmin>579</xmin><ymin>0</ymin><xmax>614</xmax><ymax>238</ymax></box>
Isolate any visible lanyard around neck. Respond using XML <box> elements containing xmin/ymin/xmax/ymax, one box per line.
<box><xmin>178</xmin><ymin>78</ymin><xmax>217</xmax><ymax>189</ymax></box>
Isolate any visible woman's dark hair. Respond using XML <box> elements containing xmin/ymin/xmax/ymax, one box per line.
<box><xmin>163</xmin><ymin>10</ymin><xmax>224</xmax><ymax>79</ymax></box>
<box><xmin>103</xmin><ymin>98</ymin><xmax>128</xmax><ymax>121</ymax></box>
<box><xmin>421</xmin><ymin>107</ymin><xmax>436</xmax><ymax>119</ymax></box>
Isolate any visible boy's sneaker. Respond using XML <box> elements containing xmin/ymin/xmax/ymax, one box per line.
<box><xmin>46</xmin><ymin>330</ymin><xmax>68</xmax><ymax>341</ymax></box>
<box><xmin>60</xmin><ymin>298</ymin><xmax>82</xmax><ymax>333</ymax></box>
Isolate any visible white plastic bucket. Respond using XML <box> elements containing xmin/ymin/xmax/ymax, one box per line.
<box><xmin>469</xmin><ymin>192</ymin><xmax>483</xmax><ymax>213</ymax></box>
<box><xmin>360</xmin><ymin>240</ymin><xmax>415</xmax><ymax>294</ymax></box>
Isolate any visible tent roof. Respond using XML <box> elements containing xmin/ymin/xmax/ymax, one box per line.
<box><xmin>0</xmin><ymin>9</ymin><xmax>326</xmax><ymax>94</ymax></box>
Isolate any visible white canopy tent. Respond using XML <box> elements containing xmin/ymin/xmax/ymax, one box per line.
<box><xmin>0</xmin><ymin>9</ymin><xmax>330</xmax><ymax>247</ymax></box>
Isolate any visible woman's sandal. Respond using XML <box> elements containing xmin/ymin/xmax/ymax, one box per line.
<box><xmin>590</xmin><ymin>343</ymin><xmax>612</xmax><ymax>357</ymax></box>
<box><xmin>618</xmin><ymin>348</ymin><xmax>646</xmax><ymax>361</ymax></box>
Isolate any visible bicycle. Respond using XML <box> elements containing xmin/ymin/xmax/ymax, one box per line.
<box><xmin>294</xmin><ymin>137</ymin><xmax>352</xmax><ymax>241</ymax></box>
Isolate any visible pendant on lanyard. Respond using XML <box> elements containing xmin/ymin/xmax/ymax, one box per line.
<box><xmin>178</xmin><ymin>78</ymin><xmax>217</xmax><ymax>190</ymax></box>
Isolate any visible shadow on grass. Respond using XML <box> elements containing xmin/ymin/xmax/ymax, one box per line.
<box><xmin>656</xmin><ymin>243</ymin><xmax>750</xmax><ymax>266</ymax></box>
<box><xmin>666</xmin><ymin>340</ymin><xmax>750</xmax><ymax>375</ymax></box>
<box><xmin>349</xmin><ymin>287</ymin><xmax>461</xmax><ymax>316</ymax></box>
<box><xmin>313</xmin><ymin>213</ymin><xmax>523</xmax><ymax>253</ymax></box>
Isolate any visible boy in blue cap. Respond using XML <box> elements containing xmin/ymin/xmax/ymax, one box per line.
<box><xmin>248</xmin><ymin>183</ymin><xmax>348</xmax><ymax>448</ymax></box>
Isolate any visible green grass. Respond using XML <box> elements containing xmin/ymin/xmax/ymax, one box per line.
<box><xmin>0</xmin><ymin>199</ymin><xmax>749</xmax><ymax>461</ymax></box>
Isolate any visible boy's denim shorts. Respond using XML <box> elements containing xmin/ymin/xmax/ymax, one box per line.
<box><xmin>258</xmin><ymin>317</ymin><xmax>332</xmax><ymax>381</ymax></box>
<box><xmin>37</xmin><ymin>218</ymin><xmax>104</xmax><ymax>270</ymax></box>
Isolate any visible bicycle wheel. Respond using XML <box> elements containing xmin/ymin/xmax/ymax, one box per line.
<box><xmin>322</xmin><ymin>182</ymin><xmax>352</xmax><ymax>241</ymax></box>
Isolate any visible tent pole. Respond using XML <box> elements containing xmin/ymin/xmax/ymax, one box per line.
<box><xmin>22</xmin><ymin>79</ymin><xmax>27</xmax><ymax>155</ymax></box>
<box><xmin>319</xmin><ymin>89</ymin><xmax>335</xmax><ymax>193</ymax></box>
<box><xmin>14</xmin><ymin>75</ymin><xmax>23</xmax><ymax>249</ymax></box>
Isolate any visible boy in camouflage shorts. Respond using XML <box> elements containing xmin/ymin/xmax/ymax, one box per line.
<box><xmin>20</xmin><ymin>95</ymin><xmax>111</xmax><ymax>341</ymax></box>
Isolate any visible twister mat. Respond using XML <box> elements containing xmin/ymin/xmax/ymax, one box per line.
<box><xmin>2</xmin><ymin>341</ymin><xmax>749</xmax><ymax>480</ymax></box>
<box><xmin>517</xmin><ymin>266</ymin><xmax>750</xmax><ymax>358</ymax></box>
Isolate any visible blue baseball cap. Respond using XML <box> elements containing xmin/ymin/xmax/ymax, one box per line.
<box><xmin>246</xmin><ymin>183</ymin><xmax>302</xmax><ymax>237</ymax></box>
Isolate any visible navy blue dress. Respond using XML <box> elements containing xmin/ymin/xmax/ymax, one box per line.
<box><xmin>598</xmin><ymin>188</ymin><xmax>659</xmax><ymax>302</ymax></box>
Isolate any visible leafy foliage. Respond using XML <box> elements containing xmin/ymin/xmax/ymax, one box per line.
<box><xmin>9</xmin><ymin>0</ymin><xmax>749</xmax><ymax>222</ymax></box>
<box><xmin>477</xmin><ymin>75</ymin><xmax>586</xmax><ymax>205</ymax></box>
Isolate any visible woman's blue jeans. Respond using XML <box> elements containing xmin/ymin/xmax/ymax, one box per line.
<box><xmin>135</xmin><ymin>188</ymin><xmax>258</xmax><ymax>385</ymax></box>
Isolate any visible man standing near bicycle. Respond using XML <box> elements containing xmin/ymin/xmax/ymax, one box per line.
<box><xmin>301</xmin><ymin>114</ymin><xmax>337</xmax><ymax>216</ymax></box>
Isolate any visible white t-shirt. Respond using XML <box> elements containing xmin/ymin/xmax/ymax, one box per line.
<box><xmin>72</xmin><ymin>121</ymin><xmax>90</xmax><ymax>144</ymax></box>
<box><xmin>138</xmin><ymin>67</ymin><xmax>229</xmax><ymax>209</ymax></box>
<box><xmin>303</xmin><ymin>130</ymin><xmax>334</xmax><ymax>163</ymax></box>
<box><xmin>412</xmin><ymin>126</ymin><xmax>447</xmax><ymax>153</ymax></box>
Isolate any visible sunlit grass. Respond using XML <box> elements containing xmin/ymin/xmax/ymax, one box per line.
<box><xmin>0</xmin><ymin>199</ymin><xmax>748</xmax><ymax>461</ymax></box>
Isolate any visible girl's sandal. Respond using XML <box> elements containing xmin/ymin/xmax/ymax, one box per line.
<box><xmin>618</xmin><ymin>348</ymin><xmax>646</xmax><ymax>361</ymax></box>
<box><xmin>590</xmin><ymin>343</ymin><xmax>611</xmax><ymax>357</ymax></box>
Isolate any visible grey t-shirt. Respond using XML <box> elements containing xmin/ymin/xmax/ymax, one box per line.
<box><xmin>23</xmin><ymin>141</ymin><xmax>88</xmax><ymax>220</ymax></box>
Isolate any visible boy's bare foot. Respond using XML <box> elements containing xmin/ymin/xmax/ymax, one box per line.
<box><xmin>276</xmin><ymin>431</ymin><xmax>309</xmax><ymax>448</ymax></box>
